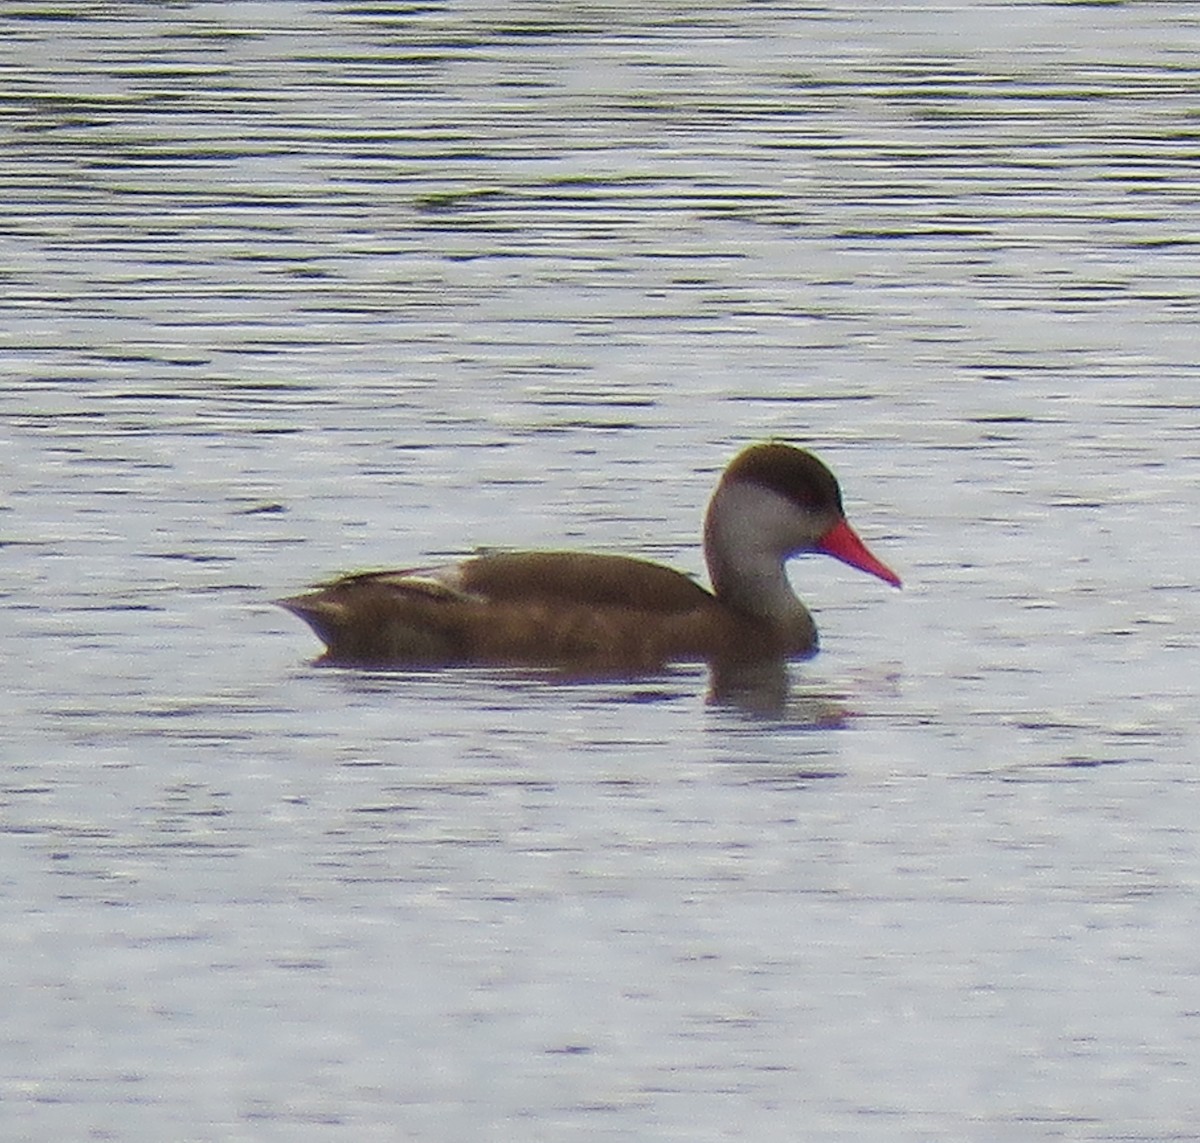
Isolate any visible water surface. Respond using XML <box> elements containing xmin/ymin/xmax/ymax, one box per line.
<box><xmin>2</xmin><ymin>3</ymin><xmax>1200</xmax><ymax>1140</ymax></box>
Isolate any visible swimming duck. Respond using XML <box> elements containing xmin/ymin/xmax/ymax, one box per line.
<box><xmin>279</xmin><ymin>442</ymin><xmax>900</xmax><ymax>669</ymax></box>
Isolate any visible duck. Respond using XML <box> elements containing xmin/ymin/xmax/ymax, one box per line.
<box><xmin>278</xmin><ymin>442</ymin><xmax>900</xmax><ymax>670</ymax></box>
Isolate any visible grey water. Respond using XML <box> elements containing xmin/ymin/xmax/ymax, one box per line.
<box><xmin>2</xmin><ymin>2</ymin><xmax>1200</xmax><ymax>1140</ymax></box>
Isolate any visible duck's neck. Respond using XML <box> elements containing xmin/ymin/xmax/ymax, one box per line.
<box><xmin>702</xmin><ymin>481</ymin><xmax>816</xmax><ymax>646</ymax></box>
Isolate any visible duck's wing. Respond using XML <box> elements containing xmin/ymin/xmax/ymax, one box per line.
<box><xmin>289</xmin><ymin>552</ymin><xmax>712</xmax><ymax>612</ymax></box>
<box><xmin>456</xmin><ymin>551</ymin><xmax>714</xmax><ymax>613</ymax></box>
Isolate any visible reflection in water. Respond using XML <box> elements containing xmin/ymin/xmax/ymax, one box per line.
<box><xmin>708</xmin><ymin>655</ymin><xmax>851</xmax><ymax>725</ymax></box>
<box><xmin>311</xmin><ymin>651</ymin><xmax>853</xmax><ymax>724</ymax></box>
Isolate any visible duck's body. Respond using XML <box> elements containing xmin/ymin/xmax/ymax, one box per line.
<box><xmin>279</xmin><ymin>443</ymin><xmax>899</xmax><ymax>670</ymax></box>
<box><xmin>281</xmin><ymin>550</ymin><xmax>806</xmax><ymax>670</ymax></box>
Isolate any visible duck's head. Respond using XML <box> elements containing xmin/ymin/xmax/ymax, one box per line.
<box><xmin>704</xmin><ymin>443</ymin><xmax>901</xmax><ymax>590</ymax></box>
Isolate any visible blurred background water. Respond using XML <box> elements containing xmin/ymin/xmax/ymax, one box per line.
<box><xmin>2</xmin><ymin>2</ymin><xmax>1199</xmax><ymax>1140</ymax></box>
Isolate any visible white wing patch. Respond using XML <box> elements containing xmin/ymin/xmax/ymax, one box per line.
<box><xmin>372</xmin><ymin>564</ymin><xmax>480</xmax><ymax>603</ymax></box>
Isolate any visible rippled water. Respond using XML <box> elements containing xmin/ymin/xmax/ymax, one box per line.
<box><xmin>3</xmin><ymin>3</ymin><xmax>1200</xmax><ymax>1140</ymax></box>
